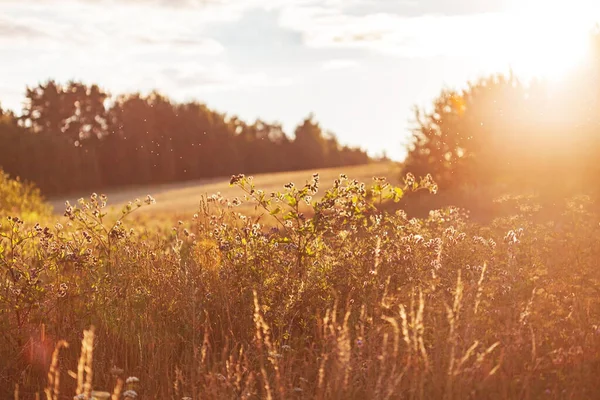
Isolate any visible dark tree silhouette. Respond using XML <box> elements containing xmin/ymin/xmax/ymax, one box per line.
<box><xmin>0</xmin><ymin>81</ymin><xmax>370</xmax><ymax>196</ymax></box>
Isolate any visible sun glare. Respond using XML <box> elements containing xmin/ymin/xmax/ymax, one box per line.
<box><xmin>503</xmin><ymin>0</ymin><xmax>600</xmax><ymax>81</ymax></box>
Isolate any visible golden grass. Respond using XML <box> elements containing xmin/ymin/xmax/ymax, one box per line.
<box><xmin>6</xmin><ymin>164</ymin><xmax>600</xmax><ymax>399</ymax></box>
<box><xmin>48</xmin><ymin>162</ymin><xmax>400</xmax><ymax>217</ymax></box>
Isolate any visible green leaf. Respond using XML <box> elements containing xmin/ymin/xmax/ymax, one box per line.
<box><xmin>393</xmin><ymin>187</ymin><xmax>404</xmax><ymax>202</ymax></box>
<box><xmin>270</xmin><ymin>206</ymin><xmax>281</xmax><ymax>216</ymax></box>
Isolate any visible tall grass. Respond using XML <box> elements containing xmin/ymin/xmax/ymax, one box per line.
<box><xmin>2</xmin><ymin>170</ymin><xmax>600</xmax><ymax>398</ymax></box>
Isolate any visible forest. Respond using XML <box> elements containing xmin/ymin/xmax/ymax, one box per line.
<box><xmin>0</xmin><ymin>82</ymin><xmax>369</xmax><ymax>196</ymax></box>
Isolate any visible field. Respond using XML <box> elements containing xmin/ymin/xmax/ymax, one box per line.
<box><xmin>48</xmin><ymin>162</ymin><xmax>402</xmax><ymax>220</ymax></box>
<box><xmin>2</xmin><ymin>163</ymin><xmax>600</xmax><ymax>399</ymax></box>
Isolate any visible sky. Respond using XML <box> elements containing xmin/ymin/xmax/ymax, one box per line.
<box><xmin>1</xmin><ymin>0</ymin><xmax>599</xmax><ymax>160</ymax></box>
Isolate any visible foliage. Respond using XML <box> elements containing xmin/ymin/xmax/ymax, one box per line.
<box><xmin>2</xmin><ymin>172</ymin><xmax>600</xmax><ymax>399</ymax></box>
<box><xmin>0</xmin><ymin>168</ymin><xmax>51</xmax><ymax>220</ymax></box>
<box><xmin>405</xmin><ymin>30</ymin><xmax>600</xmax><ymax>198</ymax></box>
<box><xmin>0</xmin><ymin>82</ymin><xmax>369</xmax><ymax>196</ymax></box>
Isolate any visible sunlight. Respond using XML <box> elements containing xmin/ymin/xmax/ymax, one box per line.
<box><xmin>504</xmin><ymin>0</ymin><xmax>600</xmax><ymax>81</ymax></box>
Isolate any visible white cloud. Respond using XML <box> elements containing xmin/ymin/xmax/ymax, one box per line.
<box><xmin>161</xmin><ymin>63</ymin><xmax>293</xmax><ymax>93</ymax></box>
<box><xmin>277</xmin><ymin>7</ymin><xmax>511</xmax><ymax>58</ymax></box>
<box><xmin>0</xmin><ymin>0</ymin><xmax>239</xmax><ymax>101</ymax></box>
<box><xmin>274</xmin><ymin>0</ymin><xmax>600</xmax><ymax>63</ymax></box>
<box><xmin>322</xmin><ymin>59</ymin><xmax>358</xmax><ymax>70</ymax></box>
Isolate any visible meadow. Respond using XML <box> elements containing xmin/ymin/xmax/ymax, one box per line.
<box><xmin>47</xmin><ymin>163</ymin><xmax>402</xmax><ymax>219</ymax></box>
<box><xmin>3</xmin><ymin>4</ymin><xmax>600</xmax><ymax>399</ymax></box>
<box><xmin>2</xmin><ymin>163</ymin><xmax>600</xmax><ymax>399</ymax></box>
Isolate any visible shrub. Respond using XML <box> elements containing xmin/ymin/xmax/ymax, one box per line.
<box><xmin>0</xmin><ymin>168</ymin><xmax>51</xmax><ymax>220</ymax></box>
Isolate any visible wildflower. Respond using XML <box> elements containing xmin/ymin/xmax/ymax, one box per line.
<box><xmin>64</xmin><ymin>206</ymin><xmax>73</xmax><ymax>218</ymax></box>
<box><xmin>216</xmin><ymin>373</ymin><xmax>226</xmax><ymax>381</ymax></box>
<box><xmin>504</xmin><ymin>230</ymin><xmax>519</xmax><ymax>244</ymax></box>
<box><xmin>58</xmin><ymin>283</ymin><xmax>68</xmax><ymax>297</ymax></box>
<box><xmin>230</xmin><ymin>174</ymin><xmax>245</xmax><ymax>185</ymax></box>
<box><xmin>293</xmin><ymin>387</ymin><xmax>303</xmax><ymax>392</ymax></box>
<box><xmin>283</xmin><ymin>242</ymin><xmax>298</xmax><ymax>250</ymax></box>
<box><xmin>123</xmin><ymin>390</ymin><xmax>138</xmax><ymax>399</ymax></box>
<box><xmin>145</xmin><ymin>195</ymin><xmax>156</xmax><ymax>205</ymax></box>
<box><xmin>82</xmin><ymin>231</ymin><xmax>92</xmax><ymax>243</ymax></box>
<box><xmin>126</xmin><ymin>376</ymin><xmax>139</xmax><ymax>384</ymax></box>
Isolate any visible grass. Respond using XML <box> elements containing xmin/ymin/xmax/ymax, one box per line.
<box><xmin>48</xmin><ymin>162</ymin><xmax>401</xmax><ymax>217</ymax></box>
<box><xmin>2</xmin><ymin>165</ymin><xmax>600</xmax><ymax>399</ymax></box>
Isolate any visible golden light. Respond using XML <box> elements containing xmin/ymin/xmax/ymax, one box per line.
<box><xmin>503</xmin><ymin>0</ymin><xmax>600</xmax><ymax>81</ymax></box>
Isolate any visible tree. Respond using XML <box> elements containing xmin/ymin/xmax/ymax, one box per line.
<box><xmin>293</xmin><ymin>114</ymin><xmax>328</xmax><ymax>169</ymax></box>
<box><xmin>405</xmin><ymin>73</ymin><xmax>537</xmax><ymax>189</ymax></box>
<box><xmin>21</xmin><ymin>80</ymin><xmax>108</xmax><ymax>144</ymax></box>
<box><xmin>1</xmin><ymin>82</ymin><xmax>371</xmax><ymax>196</ymax></box>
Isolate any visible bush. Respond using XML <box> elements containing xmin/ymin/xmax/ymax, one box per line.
<box><xmin>0</xmin><ymin>168</ymin><xmax>51</xmax><ymax>220</ymax></box>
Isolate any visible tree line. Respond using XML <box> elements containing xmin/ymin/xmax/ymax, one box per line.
<box><xmin>405</xmin><ymin>30</ymin><xmax>600</xmax><ymax>202</ymax></box>
<box><xmin>0</xmin><ymin>81</ymin><xmax>369</xmax><ymax>196</ymax></box>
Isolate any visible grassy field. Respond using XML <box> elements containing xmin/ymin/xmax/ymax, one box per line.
<box><xmin>3</xmin><ymin>162</ymin><xmax>600</xmax><ymax>399</ymax></box>
<box><xmin>48</xmin><ymin>162</ymin><xmax>401</xmax><ymax>217</ymax></box>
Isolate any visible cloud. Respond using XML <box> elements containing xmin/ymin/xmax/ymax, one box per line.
<box><xmin>27</xmin><ymin>0</ymin><xmax>509</xmax><ymax>16</ymax></box>
<box><xmin>277</xmin><ymin>6</ymin><xmax>522</xmax><ymax>58</ymax></box>
<box><xmin>322</xmin><ymin>59</ymin><xmax>358</xmax><ymax>70</ymax></box>
<box><xmin>0</xmin><ymin>18</ymin><xmax>49</xmax><ymax>40</ymax></box>
<box><xmin>134</xmin><ymin>36</ymin><xmax>225</xmax><ymax>55</ymax></box>
<box><xmin>162</xmin><ymin>64</ymin><xmax>293</xmax><ymax>93</ymax></box>
<box><xmin>340</xmin><ymin>0</ymin><xmax>512</xmax><ymax>17</ymax></box>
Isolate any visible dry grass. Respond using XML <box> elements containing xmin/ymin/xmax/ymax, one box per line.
<box><xmin>4</xmin><ymin>167</ymin><xmax>600</xmax><ymax>399</ymax></box>
<box><xmin>48</xmin><ymin>162</ymin><xmax>400</xmax><ymax>217</ymax></box>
